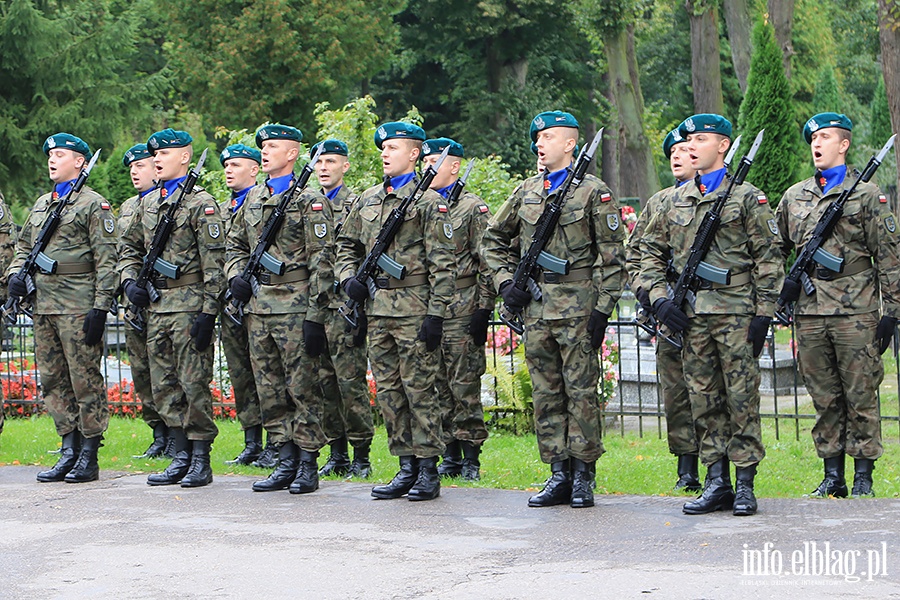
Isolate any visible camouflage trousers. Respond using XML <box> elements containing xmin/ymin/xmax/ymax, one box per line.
<box><xmin>219</xmin><ymin>316</ymin><xmax>262</xmax><ymax>430</ymax></box>
<box><xmin>368</xmin><ymin>315</ymin><xmax>443</xmax><ymax>458</ymax></box>
<box><xmin>524</xmin><ymin>317</ymin><xmax>604</xmax><ymax>464</ymax></box>
<box><xmin>656</xmin><ymin>340</ymin><xmax>697</xmax><ymax>456</ymax></box>
<box><xmin>33</xmin><ymin>313</ymin><xmax>108</xmax><ymax>438</ymax></box>
<box><xmin>319</xmin><ymin>308</ymin><xmax>374</xmax><ymax>445</ymax></box>
<box><xmin>435</xmin><ymin>315</ymin><xmax>488</xmax><ymax>445</ymax></box>
<box><xmin>146</xmin><ymin>312</ymin><xmax>218</xmax><ymax>441</ymax></box>
<box><xmin>795</xmin><ymin>313</ymin><xmax>884</xmax><ymax>460</ymax></box>
<box><xmin>124</xmin><ymin>326</ymin><xmax>160</xmax><ymax>428</ymax></box>
<box><xmin>683</xmin><ymin>314</ymin><xmax>764</xmax><ymax>468</ymax></box>
<box><xmin>245</xmin><ymin>312</ymin><xmax>326</xmax><ymax>451</ymax></box>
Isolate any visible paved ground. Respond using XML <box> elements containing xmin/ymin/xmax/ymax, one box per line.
<box><xmin>1</xmin><ymin>465</ymin><xmax>898</xmax><ymax>599</ymax></box>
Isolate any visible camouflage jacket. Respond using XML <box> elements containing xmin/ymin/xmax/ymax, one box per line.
<box><xmin>335</xmin><ymin>175</ymin><xmax>456</xmax><ymax>319</ymax></box>
<box><xmin>625</xmin><ymin>185</ymin><xmax>679</xmax><ymax>292</ymax></box>
<box><xmin>446</xmin><ymin>190</ymin><xmax>494</xmax><ymax>319</ymax></box>
<box><xmin>118</xmin><ymin>185</ymin><xmax>225</xmax><ymax>315</ymax></box>
<box><xmin>480</xmin><ymin>173</ymin><xmax>626</xmax><ymax>320</ymax></box>
<box><xmin>225</xmin><ymin>184</ymin><xmax>333</xmax><ymax>321</ymax></box>
<box><xmin>325</xmin><ymin>184</ymin><xmax>358</xmax><ymax>310</ymax></box>
<box><xmin>775</xmin><ymin>172</ymin><xmax>900</xmax><ymax>318</ymax></box>
<box><xmin>0</xmin><ymin>192</ymin><xmax>17</xmax><ymax>295</ymax></box>
<box><xmin>641</xmin><ymin>176</ymin><xmax>783</xmax><ymax>316</ymax></box>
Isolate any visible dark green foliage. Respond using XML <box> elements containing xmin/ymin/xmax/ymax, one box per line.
<box><xmin>811</xmin><ymin>65</ymin><xmax>842</xmax><ymax>114</ymax></box>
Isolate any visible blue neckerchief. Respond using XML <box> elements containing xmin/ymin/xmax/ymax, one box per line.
<box><xmin>267</xmin><ymin>173</ymin><xmax>294</xmax><ymax>196</ymax></box>
<box><xmin>389</xmin><ymin>172</ymin><xmax>416</xmax><ymax>192</ymax></box>
<box><xmin>138</xmin><ymin>188</ymin><xmax>154</xmax><ymax>198</ymax></box>
<box><xmin>435</xmin><ymin>183</ymin><xmax>454</xmax><ymax>200</ymax></box>
<box><xmin>325</xmin><ymin>185</ymin><xmax>342</xmax><ymax>202</ymax></box>
<box><xmin>161</xmin><ymin>176</ymin><xmax>187</xmax><ymax>200</ymax></box>
<box><xmin>53</xmin><ymin>179</ymin><xmax>77</xmax><ymax>199</ymax></box>
<box><xmin>817</xmin><ymin>164</ymin><xmax>847</xmax><ymax>195</ymax></box>
<box><xmin>232</xmin><ymin>186</ymin><xmax>254</xmax><ymax>212</ymax></box>
<box><xmin>675</xmin><ymin>178</ymin><xmax>689</xmax><ymax>188</ymax></box>
<box><xmin>698</xmin><ymin>168</ymin><xmax>727</xmax><ymax>196</ymax></box>
<box><xmin>545</xmin><ymin>167</ymin><xmax>569</xmax><ymax>194</ymax></box>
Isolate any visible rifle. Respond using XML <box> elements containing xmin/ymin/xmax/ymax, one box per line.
<box><xmin>123</xmin><ymin>148</ymin><xmax>208</xmax><ymax>332</ymax></box>
<box><xmin>659</xmin><ymin>129</ymin><xmax>765</xmax><ymax>349</ymax></box>
<box><xmin>2</xmin><ymin>150</ymin><xmax>102</xmax><ymax>324</ymax></box>
<box><xmin>338</xmin><ymin>145</ymin><xmax>451</xmax><ymax>329</ymax></box>
<box><xmin>498</xmin><ymin>129</ymin><xmax>604</xmax><ymax>335</ymax></box>
<box><xmin>224</xmin><ymin>144</ymin><xmax>325</xmax><ymax>326</ymax></box>
<box><xmin>774</xmin><ymin>133</ymin><xmax>897</xmax><ymax>326</ymax></box>
<box><xmin>446</xmin><ymin>159</ymin><xmax>475</xmax><ymax>206</ymax></box>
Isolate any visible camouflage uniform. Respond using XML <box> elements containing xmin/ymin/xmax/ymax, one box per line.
<box><xmin>119</xmin><ymin>184</ymin><xmax>224</xmax><ymax>441</ymax></box>
<box><xmin>625</xmin><ymin>186</ymin><xmax>696</xmax><ymax>456</ymax></box>
<box><xmin>481</xmin><ymin>174</ymin><xmax>626</xmax><ymax>464</ymax></box>
<box><xmin>10</xmin><ymin>186</ymin><xmax>118</xmax><ymax>439</ymax></box>
<box><xmin>335</xmin><ymin>176</ymin><xmax>456</xmax><ymax>458</ymax></box>
<box><xmin>641</xmin><ymin>177</ymin><xmax>783</xmax><ymax>468</ymax></box>
<box><xmin>775</xmin><ymin>174</ymin><xmax>900</xmax><ymax>460</ymax></box>
<box><xmin>225</xmin><ymin>183</ymin><xmax>332</xmax><ymax>451</ymax></box>
<box><xmin>0</xmin><ymin>192</ymin><xmax>17</xmax><ymax>435</ymax></box>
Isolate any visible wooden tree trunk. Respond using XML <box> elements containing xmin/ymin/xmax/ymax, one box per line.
<box><xmin>723</xmin><ymin>0</ymin><xmax>753</xmax><ymax>92</ymax></box>
<box><xmin>878</xmin><ymin>0</ymin><xmax>900</xmax><ymax>204</ymax></box>
<box><xmin>685</xmin><ymin>1</ymin><xmax>724</xmax><ymax>114</ymax></box>
<box><xmin>767</xmin><ymin>0</ymin><xmax>795</xmax><ymax>79</ymax></box>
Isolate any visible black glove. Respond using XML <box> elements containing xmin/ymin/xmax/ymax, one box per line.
<box><xmin>653</xmin><ymin>298</ymin><xmax>688</xmax><ymax>334</ymax></box>
<box><xmin>779</xmin><ymin>278</ymin><xmax>801</xmax><ymax>304</ymax></box>
<box><xmin>190</xmin><ymin>313</ymin><xmax>216</xmax><ymax>352</ymax></box>
<box><xmin>636</xmin><ymin>287</ymin><xmax>652</xmax><ymax>314</ymax></box>
<box><xmin>418</xmin><ymin>315</ymin><xmax>444</xmax><ymax>351</ymax></box>
<box><xmin>303</xmin><ymin>320</ymin><xmax>327</xmax><ymax>357</ymax></box>
<box><xmin>468</xmin><ymin>308</ymin><xmax>492</xmax><ymax>345</ymax></box>
<box><xmin>747</xmin><ymin>315</ymin><xmax>772</xmax><ymax>358</ymax></box>
<box><xmin>124</xmin><ymin>279</ymin><xmax>150</xmax><ymax>308</ymax></box>
<box><xmin>351</xmin><ymin>310</ymin><xmax>367</xmax><ymax>347</ymax></box>
<box><xmin>499</xmin><ymin>280</ymin><xmax>532</xmax><ymax>312</ymax></box>
<box><xmin>7</xmin><ymin>273</ymin><xmax>27</xmax><ymax>299</ymax></box>
<box><xmin>82</xmin><ymin>308</ymin><xmax>107</xmax><ymax>347</ymax></box>
<box><xmin>587</xmin><ymin>310</ymin><xmax>609</xmax><ymax>350</ymax></box>
<box><xmin>877</xmin><ymin>315</ymin><xmax>898</xmax><ymax>354</ymax></box>
<box><xmin>229</xmin><ymin>275</ymin><xmax>253</xmax><ymax>303</ymax></box>
<box><xmin>342</xmin><ymin>277</ymin><xmax>369</xmax><ymax>302</ymax></box>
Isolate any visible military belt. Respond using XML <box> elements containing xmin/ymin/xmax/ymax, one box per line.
<box><xmin>53</xmin><ymin>262</ymin><xmax>95</xmax><ymax>275</ymax></box>
<box><xmin>703</xmin><ymin>270</ymin><xmax>752</xmax><ymax>290</ymax></box>
<box><xmin>154</xmin><ymin>272</ymin><xmax>202</xmax><ymax>289</ymax></box>
<box><xmin>814</xmin><ymin>257</ymin><xmax>872</xmax><ymax>282</ymax></box>
<box><xmin>374</xmin><ymin>274</ymin><xmax>429</xmax><ymax>290</ymax></box>
<box><xmin>259</xmin><ymin>268</ymin><xmax>310</xmax><ymax>286</ymax></box>
<box><xmin>537</xmin><ymin>267</ymin><xmax>592</xmax><ymax>284</ymax></box>
<box><xmin>455</xmin><ymin>274</ymin><xmax>477</xmax><ymax>290</ymax></box>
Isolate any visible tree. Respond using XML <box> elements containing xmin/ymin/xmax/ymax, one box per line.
<box><xmin>684</xmin><ymin>0</ymin><xmax>724</xmax><ymax>114</ymax></box>
<box><xmin>722</xmin><ymin>0</ymin><xmax>753</xmax><ymax>92</ymax></box>
<box><xmin>811</xmin><ymin>65</ymin><xmax>842</xmax><ymax>114</ymax></box>
<box><xmin>878</xmin><ymin>0</ymin><xmax>900</xmax><ymax>199</ymax></box>
<box><xmin>767</xmin><ymin>0</ymin><xmax>795</xmax><ymax>79</ymax></box>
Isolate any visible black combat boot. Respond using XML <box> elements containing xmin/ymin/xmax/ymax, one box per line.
<box><xmin>37</xmin><ymin>431</ymin><xmax>81</xmax><ymax>482</ymax></box>
<box><xmin>64</xmin><ymin>435</ymin><xmax>101</xmax><ymax>483</ymax></box>
<box><xmin>252</xmin><ymin>442</ymin><xmax>298</xmax><ymax>492</ymax></box>
<box><xmin>371</xmin><ymin>456</ymin><xmax>418</xmax><ymax>499</ymax></box>
<box><xmin>408</xmin><ymin>457</ymin><xmax>441</xmax><ymax>501</ymax></box>
<box><xmin>460</xmin><ymin>440</ymin><xmax>481</xmax><ymax>481</ymax></box>
<box><xmin>226</xmin><ymin>424</ymin><xmax>263</xmax><ymax>465</ymax></box>
<box><xmin>683</xmin><ymin>456</ymin><xmax>734</xmax><ymax>514</ymax></box>
<box><xmin>732</xmin><ymin>464</ymin><xmax>758</xmax><ymax>516</ymax></box>
<box><xmin>135</xmin><ymin>423</ymin><xmax>168</xmax><ymax>459</ymax></box>
<box><xmin>181</xmin><ymin>440</ymin><xmax>213</xmax><ymax>488</ymax></box>
<box><xmin>252</xmin><ymin>436</ymin><xmax>278</xmax><ymax>469</ymax></box>
<box><xmin>162</xmin><ymin>433</ymin><xmax>176</xmax><ymax>459</ymax></box>
<box><xmin>570</xmin><ymin>458</ymin><xmax>595</xmax><ymax>508</ymax></box>
<box><xmin>528</xmin><ymin>460</ymin><xmax>572</xmax><ymax>507</ymax></box>
<box><xmin>674</xmin><ymin>454</ymin><xmax>702</xmax><ymax>492</ymax></box>
<box><xmin>808</xmin><ymin>454</ymin><xmax>848</xmax><ymax>498</ymax></box>
<box><xmin>289</xmin><ymin>449</ymin><xmax>320</xmax><ymax>494</ymax></box>
<box><xmin>147</xmin><ymin>428</ymin><xmax>191</xmax><ymax>486</ymax></box>
<box><xmin>348</xmin><ymin>442</ymin><xmax>372</xmax><ymax>478</ymax></box>
<box><xmin>318</xmin><ymin>436</ymin><xmax>351</xmax><ymax>477</ymax></box>
<box><xmin>851</xmin><ymin>458</ymin><xmax>875</xmax><ymax>498</ymax></box>
<box><xmin>437</xmin><ymin>440</ymin><xmax>463</xmax><ymax>478</ymax></box>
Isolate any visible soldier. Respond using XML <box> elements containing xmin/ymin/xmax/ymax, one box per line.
<box><xmin>775</xmin><ymin>113</ymin><xmax>900</xmax><ymax>498</ymax></box>
<box><xmin>625</xmin><ymin>128</ymin><xmax>700</xmax><ymax>492</ymax></box>
<box><xmin>120</xmin><ymin>143</ymin><xmax>170</xmax><ymax>459</ymax></box>
<box><xmin>336</xmin><ymin>121</ymin><xmax>456</xmax><ymax>502</ymax></box>
<box><xmin>422</xmin><ymin>138</ymin><xmax>493</xmax><ymax>481</ymax></box>
<box><xmin>481</xmin><ymin>111</ymin><xmax>627</xmax><ymax>508</ymax></box>
<box><xmin>642</xmin><ymin>114</ymin><xmax>783</xmax><ymax>516</ymax></box>
<box><xmin>0</xmin><ymin>189</ymin><xmax>17</xmax><ymax>441</ymax></box>
<box><xmin>8</xmin><ymin>133</ymin><xmax>117</xmax><ymax>483</ymax></box>
<box><xmin>218</xmin><ymin>144</ymin><xmax>265</xmax><ymax>466</ymax></box>
<box><xmin>119</xmin><ymin>128</ymin><xmax>225</xmax><ymax>488</ymax></box>
<box><xmin>226</xmin><ymin>124</ymin><xmax>332</xmax><ymax>495</ymax></box>
<box><xmin>312</xmin><ymin>139</ymin><xmax>376</xmax><ymax>479</ymax></box>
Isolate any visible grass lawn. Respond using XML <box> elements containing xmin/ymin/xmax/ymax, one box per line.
<box><xmin>1</xmin><ymin>415</ymin><xmax>898</xmax><ymax>499</ymax></box>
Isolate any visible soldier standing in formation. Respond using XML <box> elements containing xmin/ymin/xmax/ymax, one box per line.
<box><xmin>119</xmin><ymin>128</ymin><xmax>225</xmax><ymax>488</ymax></box>
<box><xmin>0</xmin><ymin>188</ymin><xmax>18</xmax><ymax>442</ymax></box>
<box><xmin>9</xmin><ymin>133</ymin><xmax>117</xmax><ymax>483</ymax></box>
<box><xmin>775</xmin><ymin>113</ymin><xmax>900</xmax><ymax>498</ymax></box>
<box><xmin>482</xmin><ymin>111</ymin><xmax>627</xmax><ymax>508</ymax></box>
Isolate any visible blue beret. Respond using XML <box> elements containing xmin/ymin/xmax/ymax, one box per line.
<box><xmin>678</xmin><ymin>114</ymin><xmax>732</xmax><ymax>139</ymax></box>
<box><xmin>220</xmin><ymin>144</ymin><xmax>262</xmax><ymax>166</ymax></box>
<box><xmin>147</xmin><ymin>129</ymin><xmax>192</xmax><ymax>155</ymax></box>
<box><xmin>311</xmin><ymin>139</ymin><xmax>348</xmax><ymax>157</ymax></box>
<box><xmin>43</xmin><ymin>133</ymin><xmax>92</xmax><ymax>159</ymax></box>
<box><xmin>374</xmin><ymin>122</ymin><xmax>426</xmax><ymax>149</ymax></box>
<box><xmin>422</xmin><ymin>138</ymin><xmax>464</xmax><ymax>158</ymax></box>
<box><xmin>123</xmin><ymin>144</ymin><xmax>152</xmax><ymax>167</ymax></box>
<box><xmin>530</xmin><ymin>111</ymin><xmax>579</xmax><ymax>143</ymax></box>
<box><xmin>256</xmin><ymin>124</ymin><xmax>303</xmax><ymax>147</ymax></box>
<box><xmin>663</xmin><ymin>128</ymin><xmax>688</xmax><ymax>159</ymax></box>
<box><xmin>803</xmin><ymin>112</ymin><xmax>853</xmax><ymax>144</ymax></box>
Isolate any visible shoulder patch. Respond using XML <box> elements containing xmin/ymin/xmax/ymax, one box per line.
<box><xmin>443</xmin><ymin>222</ymin><xmax>454</xmax><ymax>240</ymax></box>
<box><xmin>101</xmin><ymin>202</ymin><xmax>111</xmax><ymax>211</ymax></box>
<box><xmin>886</xmin><ymin>215</ymin><xmax>896</xmax><ymax>234</ymax></box>
<box><xmin>312</xmin><ymin>202</ymin><xmax>324</xmax><ymax>211</ymax></box>
<box><xmin>879</xmin><ymin>195</ymin><xmax>887</xmax><ymax>204</ymax></box>
<box><xmin>208</xmin><ymin>222</ymin><xmax>221</xmax><ymax>239</ymax></box>
<box><xmin>438</xmin><ymin>204</ymin><xmax>448</xmax><ymax>213</ymax></box>
<box><xmin>314</xmin><ymin>223</ymin><xmax>328</xmax><ymax>238</ymax></box>
<box><xmin>607</xmin><ymin>213</ymin><xmax>620</xmax><ymax>231</ymax></box>
<box><xmin>757</xmin><ymin>195</ymin><xmax>768</xmax><ymax>204</ymax></box>
<box><xmin>205</xmin><ymin>206</ymin><xmax>216</xmax><ymax>215</ymax></box>
<box><xmin>766</xmin><ymin>218</ymin><xmax>779</xmax><ymax>236</ymax></box>
<box><xmin>478</xmin><ymin>204</ymin><xmax>490</xmax><ymax>213</ymax></box>
<box><xmin>103</xmin><ymin>217</ymin><xmax>116</xmax><ymax>235</ymax></box>
<box><xmin>600</xmin><ymin>193</ymin><xmax>612</xmax><ymax>203</ymax></box>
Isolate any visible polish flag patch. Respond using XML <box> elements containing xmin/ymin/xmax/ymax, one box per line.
<box><xmin>478</xmin><ymin>205</ymin><xmax>489</xmax><ymax>213</ymax></box>
<box><xmin>600</xmin><ymin>193</ymin><xmax>612</xmax><ymax>203</ymax></box>
<box><xmin>880</xmin><ymin>195</ymin><xmax>888</xmax><ymax>204</ymax></box>
<box><xmin>312</xmin><ymin>202</ymin><xmax>324</xmax><ymax>211</ymax></box>
<box><xmin>438</xmin><ymin>204</ymin><xmax>448</xmax><ymax>213</ymax></box>
<box><xmin>100</xmin><ymin>202</ymin><xmax>110</xmax><ymax>210</ymax></box>
<box><xmin>757</xmin><ymin>195</ymin><xmax>768</xmax><ymax>204</ymax></box>
<box><xmin>204</xmin><ymin>206</ymin><xmax>216</xmax><ymax>215</ymax></box>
